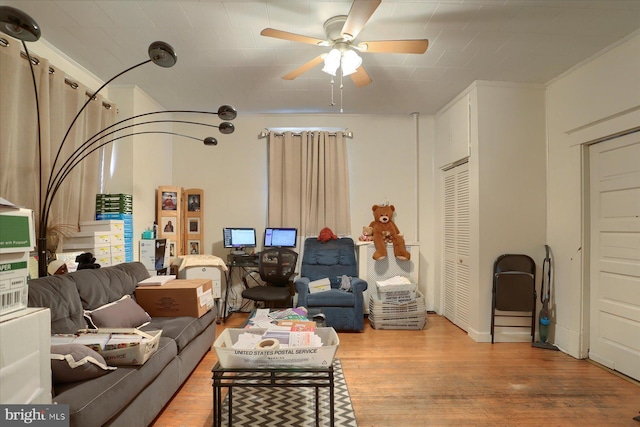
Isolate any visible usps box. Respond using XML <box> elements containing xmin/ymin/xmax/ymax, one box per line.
<box><xmin>376</xmin><ymin>281</ymin><xmax>417</xmax><ymax>304</ymax></box>
<box><xmin>0</xmin><ymin>252</ymin><xmax>29</xmax><ymax>316</ymax></box>
<box><xmin>0</xmin><ymin>203</ymin><xmax>35</xmax><ymax>254</ymax></box>
<box><xmin>214</xmin><ymin>327</ymin><xmax>339</xmax><ymax>368</ymax></box>
<box><xmin>79</xmin><ymin>328</ymin><xmax>161</xmax><ymax>366</ymax></box>
<box><xmin>135</xmin><ymin>278</ymin><xmax>214</xmax><ymax>318</ymax></box>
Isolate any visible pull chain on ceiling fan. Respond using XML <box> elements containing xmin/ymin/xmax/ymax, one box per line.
<box><xmin>260</xmin><ymin>0</ymin><xmax>429</xmax><ymax>97</ymax></box>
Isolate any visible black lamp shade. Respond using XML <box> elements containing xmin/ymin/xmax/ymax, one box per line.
<box><xmin>148</xmin><ymin>41</ymin><xmax>177</xmax><ymax>67</ymax></box>
<box><xmin>0</xmin><ymin>6</ymin><xmax>41</xmax><ymax>42</ymax></box>
<box><xmin>204</xmin><ymin>137</ymin><xmax>218</xmax><ymax>146</ymax></box>
<box><xmin>219</xmin><ymin>122</ymin><xmax>235</xmax><ymax>134</ymax></box>
<box><xmin>217</xmin><ymin>105</ymin><xmax>237</xmax><ymax>121</ymax></box>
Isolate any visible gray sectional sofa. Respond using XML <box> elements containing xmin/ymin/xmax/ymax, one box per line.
<box><xmin>27</xmin><ymin>262</ymin><xmax>216</xmax><ymax>427</ymax></box>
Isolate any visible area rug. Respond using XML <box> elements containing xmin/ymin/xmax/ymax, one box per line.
<box><xmin>220</xmin><ymin>359</ymin><xmax>358</xmax><ymax>427</ymax></box>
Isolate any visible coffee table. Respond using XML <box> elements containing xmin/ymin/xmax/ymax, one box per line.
<box><xmin>211</xmin><ymin>362</ymin><xmax>334</xmax><ymax>427</ymax></box>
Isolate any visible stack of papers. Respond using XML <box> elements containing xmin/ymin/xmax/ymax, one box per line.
<box><xmin>377</xmin><ymin>275</ymin><xmax>412</xmax><ymax>286</ymax></box>
<box><xmin>232</xmin><ymin>325</ymin><xmax>322</xmax><ymax>350</ymax></box>
<box><xmin>138</xmin><ymin>275</ymin><xmax>176</xmax><ymax>286</ymax></box>
<box><xmin>309</xmin><ymin>277</ymin><xmax>331</xmax><ymax>293</ymax></box>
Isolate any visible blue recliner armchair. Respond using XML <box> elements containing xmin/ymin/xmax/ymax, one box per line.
<box><xmin>295</xmin><ymin>237</ymin><xmax>368</xmax><ymax>331</ymax></box>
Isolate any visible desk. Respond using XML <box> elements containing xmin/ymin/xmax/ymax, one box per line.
<box><xmin>211</xmin><ymin>362</ymin><xmax>334</xmax><ymax>427</ymax></box>
<box><xmin>222</xmin><ymin>256</ymin><xmax>259</xmax><ymax>322</ymax></box>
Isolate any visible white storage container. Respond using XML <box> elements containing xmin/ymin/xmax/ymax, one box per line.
<box><xmin>214</xmin><ymin>327</ymin><xmax>339</xmax><ymax>368</ymax></box>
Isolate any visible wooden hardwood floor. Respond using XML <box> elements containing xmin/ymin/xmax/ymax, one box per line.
<box><xmin>151</xmin><ymin>313</ymin><xmax>639</xmax><ymax>426</ymax></box>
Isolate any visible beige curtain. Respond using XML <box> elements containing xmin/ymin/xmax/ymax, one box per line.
<box><xmin>0</xmin><ymin>39</ymin><xmax>116</xmax><ymax>251</ymax></box>
<box><xmin>267</xmin><ymin>131</ymin><xmax>351</xmax><ymax>238</ymax></box>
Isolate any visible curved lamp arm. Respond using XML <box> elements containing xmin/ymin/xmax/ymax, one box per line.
<box><xmin>0</xmin><ymin>6</ymin><xmax>238</xmax><ymax>278</ymax></box>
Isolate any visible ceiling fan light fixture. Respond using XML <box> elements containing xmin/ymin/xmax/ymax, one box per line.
<box><xmin>341</xmin><ymin>50</ymin><xmax>362</xmax><ymax>76</ymax></box>
<box><xmin>321</xmin><ymin>48</ymin><xmax>341</xmax><ymax>76</ymax></box>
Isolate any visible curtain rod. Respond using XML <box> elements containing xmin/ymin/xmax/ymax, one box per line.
<box><xmin>4</xmin><ymin>44</ymin><xmax>114</xmax><ymax>110</ymax></box>
<box><xmin>258</xmin><ymin>130</ymin><xmax>354</xmax><ymax>139</ymax></box>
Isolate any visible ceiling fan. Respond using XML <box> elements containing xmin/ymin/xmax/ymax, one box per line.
<box><xmin>260</xmin><ymin>0</ymin><xmax>429</xmax><ymax>87</ymax></box>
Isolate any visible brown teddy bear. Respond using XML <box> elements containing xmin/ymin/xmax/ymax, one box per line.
<box><xmin>318</xmin><ymin>227</ymin><xmax>338</xmax><ymax>243</ymax></box>
<box><xmin>369</xmin><ymin>204</ymin><xmax>410</xmax><ymax>261</ymax></box>
<box><xmin>358</xmin><ymin>226</ymin><xmax>373</xmax><ymax>242</ymax></box>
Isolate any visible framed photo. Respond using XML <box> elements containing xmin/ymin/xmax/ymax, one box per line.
<box><xmin>169</xmin><ymin>242</ymin><xmax>176</xmax><ymax>257</ymax></box>
<box><xmin>162</xmin><ymin>217</ymin><xmax>176</xmax><ymax>234</ymax></box>
<box><xmin>161</xmin><ymin>191</ymin><xmax>178</xmax><ymax>211</ymax></box>
<box><xmin>188</xmin><ymin>240</ymin><xmax>200</xmax><ymax>255</ymax></box>
<box><xmin>187</xmin><ymin>194</ymin><xmax>201</xmax><ymax>212</ymax></box>
<box><xmin>188</xmin><ymin>218</ymin><xmax>200</xmax><ymax>234</ymax></box>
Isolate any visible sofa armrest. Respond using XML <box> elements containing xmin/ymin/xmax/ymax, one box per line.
<box><xmin>294</xmin><ymin>277</ymin><xmax>311</xmax><ymax>307</ymax></box>
<box><xmin>351</xmin><ymin>277</ymin><xmax>368</xmax><ymax>294</ymax></box>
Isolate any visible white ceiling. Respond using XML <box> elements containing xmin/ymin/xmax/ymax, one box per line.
<box><xmin>2</xmin><ymin>0</ymin><xmax>640</xmax><ymax>115</ymax></box>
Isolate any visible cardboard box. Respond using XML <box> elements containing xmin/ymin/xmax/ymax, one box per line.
<box><xmin>139</xmin><ymin>239</ymin><xmax>169</xmax><ymax>270</ymax></box>
<box><xmin>135</xmin><ymin>278</ymin><xmax>214</xmax><ymax>318</ymax></box>
<box><xmin>65</xmin><ymin>231</ymin><xmax>112</xmax><ymax>245</ymax></box>
<box><xmin>213</xmin><ymin>327</ymin><xmax>339</xmax><ymax>368</ymax></box>
<box><xmin>0</xmin><ymin>201</ymin><xmax>35</xmax><ymax>254</ymax></box>
<box><xmin>0</xmin><ymin>252</ymin><xmax>29</xmax><ymax>316</ymax></box>
<box><xmin>178</xmin><ymin>265</ymin><xmax>222</xmax><ymax>299</ymax></box>
<box><xmin>79</xmin><ymin>220</ymin><xmax>125</xmax><ymax>233</ymax></box>
<box><xmin>309</xmin><ymin>277</ymin><xmax>331</xmax><ymax>294</ymax></box>
<box><xmin>79</xmin><ymin>328</ymin><xmax>161</xmax><ymax>366</ymax></box>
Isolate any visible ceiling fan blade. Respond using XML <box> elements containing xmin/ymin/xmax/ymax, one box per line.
<box><xmin>261</xmin><ymin>28</ymin><xmax>327</xmax><ymax>46</ymax></box>
<box><xmin>350</xmin><ymin>66</ymin><xmax>372</xmax><ymax>87</ymax></box>
<box><xmin>282</xmin><ymin>55</ymin><xmax>325</xmax><ymax>80</ymax></box>
<box><xmin>359</xmin><ymin>39</ymin><xmax>429</xmax><ymax>54</ymax></box>
<box><xmin>341</xmin><ymin>0</ymin><xmax>381</xmax><ymax>41</ymax></box>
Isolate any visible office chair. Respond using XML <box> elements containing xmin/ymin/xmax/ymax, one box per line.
<box><xmin>241</xmin><ymin>248</ymin><xmax>298</xmax><ymax>308</ymax></box>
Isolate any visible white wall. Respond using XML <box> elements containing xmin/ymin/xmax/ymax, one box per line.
<box><xmin>106</xmin><ymin>86</ymin><xmax>173</xmax><ymax>260</ymax></box>
<box><xmin>545</xmin><ymin>33</ymin><xmax>640</xmax><ymax>358</ymax></box>
<box><xmin>171</xmin><ymin>113</ymin><xmax>437</xmax><ymax>301</ymax></box>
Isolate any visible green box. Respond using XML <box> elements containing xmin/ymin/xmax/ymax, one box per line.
<box><xmin>0</xmin><ymin>207</ymin><xmax>35</xmax><ymax>254</ymax></box>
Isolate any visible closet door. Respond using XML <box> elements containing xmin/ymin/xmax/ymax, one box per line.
<box><xmin>589</xmin><ymin>132</ymin><xmax>640</xmax><ymax>381</ymax></box>
<box><xmin>443</xmin><ymin>162</ymin><xmax>470</xmax><ymax>331</ymax></box>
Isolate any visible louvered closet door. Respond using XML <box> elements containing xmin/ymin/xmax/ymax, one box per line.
<box><xmin>443</xmin><ymin>162</ymin><xmax>470</xmax><ymax>331</ymax></box>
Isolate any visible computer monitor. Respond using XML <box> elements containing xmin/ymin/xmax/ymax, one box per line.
<box><xmin>222</xmin><ymin>228</ymin><xmax>257</xmax><ymax>250</ymax></box>
<box><xmin>263</xmin><ymin>227</ymin><xmax>297</xmax><ymax>248</ymax></box>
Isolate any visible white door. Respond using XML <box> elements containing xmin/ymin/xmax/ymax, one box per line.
<box><xmin>443</xmin><ymin>162</ymin><xmax>470</xmax><ymax>331</ymax></box>
<box><xmin>589</xmin><ymin>131</ymin><xmax>640</xmax><ymax>381</ymax></box>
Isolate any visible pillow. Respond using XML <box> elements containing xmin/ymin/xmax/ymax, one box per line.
<box><xmin>84</xmin><ymin>295</ymin><xmax>151</xmax><ymax>329</ymax></box>
<box><xmin>51</xmin><ymin>344</ymin><xmax>116</xmax><ymax>384</ymax></box>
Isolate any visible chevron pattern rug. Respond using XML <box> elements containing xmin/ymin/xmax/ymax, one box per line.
<box><xmin>220</xmin><ymin>359</ymin><xmax>357</xmax><ymax>426</ymax></box>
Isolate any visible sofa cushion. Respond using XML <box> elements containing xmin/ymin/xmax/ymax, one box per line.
<box><xmin>28</xmin><ymin>275</ymin><xmax>87</xmax><ymax>334</ymax></box>
<box><xmin>306</xmin><ymin>289</ymin><xmax>356</xmax><ymax>307</ymax></box>
<box><xmin>84</xmin><ymin>295</ymin><xmax>151</xmax><ymax>329</ymax></box>
<box><xmin>72</xmin><ymin>268</ymin><xmax>139</xmax><ymax>310</ymax></box>
<box><xmin>143</xmin><ymin>308</ymin><xmax>216</xmax><ymax>353</ymax></box>
<box><xmin>53</xmin><ymin>336</ymin><xmax>177</xmax><ymax>427</ymax></box>
<box><xmin>51</xmin><ymin>344</ymin><xmax>116</xmax><ymax>384</ymax></box>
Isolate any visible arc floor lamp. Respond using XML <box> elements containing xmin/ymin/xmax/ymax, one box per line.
<box><xmin>0</xmin><ymin>6</ymin><xmax>238</xmax><ymax>277</ymax></box>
